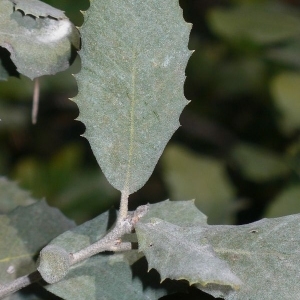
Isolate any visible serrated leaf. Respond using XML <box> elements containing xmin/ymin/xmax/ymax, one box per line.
<box><xmin>231</xmin><ymin>142</ymin><xmax>290</xmax><ymax>182</ymax></box>
<box><xmin>162</xmin><ymin>145</ymin><xmax>235</xmax><ymax>224</ymax></box>
<box><xmin>0</xmin><ymin>200</ymin><xmax>75</xmax><ymax>300</ymax></box>
<box><xmin>42</xmin><ymin>210</ymin><xmax>181</xmax><ymax>300</ymax></box>
<box><xmin>208</xmin><ymin>4</ymin><xmax>300</xmax><ymax>45</ymax></box>
<box><xmin>10</xmin><ymin>0</ymin><xmax>65</xmax><ymax>19</ymax></box>
<box><xmin>136</xmin><ymin>200</ymin><xmax>300</xmax><ymax>299</ymax></box>
<box><xmin>136</xmin><ymin>218</ymin><xmax>242</xmax><ymax>291</ymax></box>
<box><xmin>0</xmin><ymin>177</ymin><xmax>35</xmax><ymax>214</ymax></box>
<box><xmin>271</xmin><ymin>72</ymin><xmax>300</xmax><ymax>133</ymax></box>
<box><xmin>75</xmin><ymin>0</ymin><xmax>191</xmax><ymax>194</ymax></box>
<box><xmin>0</xmin><ymin>0</ymin><xmax>80</xmax><ymax>79</ymax></box>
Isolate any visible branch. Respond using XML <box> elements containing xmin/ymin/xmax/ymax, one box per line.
<box><xmin>0</xmin><ymin>204</ymin><xmax>148</xmax><ymax>299</ymax></box>
<box><xmin>0</xmin><ymin>271</ymin><xmax>41</xmax><ymax>299</ymax></box>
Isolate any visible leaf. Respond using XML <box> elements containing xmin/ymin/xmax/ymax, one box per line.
<box><xmin>42</xmin><ymin>210</ymin><xmax>181</xmax><ymax>300</ymax></box>
<box><xmin>231</xmin><ymin>142</ymin><xmax>290</xmax><ymax>182</ymax></box>
<box><xmin>208</xmin><ymin>4</ymin><xmax>300</xmax><ymax>45</ymax></box>
<box><xmin>0</xmin><ymin>200</ymin><xmax>75</xmax><ymax>300</ymax></box>
<box><xmin>0</xmin><ymin>177</ymin><xmax>35</xmax><ymax>214</ymax></box>
<box><xmin>0</xmin><ymin>0</ymin><xmax>80</xmax><ymax>79</ymax></box>
<box><xmin>10</xmin><ymin>0</ymin><xmax>65</xmax><ymax>19</ymax></box>
<box><xmin>141</xmin><ymin>199</ymin><xmax>207</xmax><ymax>226</ymax></box>
<box><xmin>75</xmin><ymin>0</ymin><xmax>191</xmax><ymax>194</ymax></box>
<box><xmin>137</xmin><ymin>218</ymin><xmax>242</xmax><ymax>289</ymax></box>
<box><xmin>162</xmin><ymin>145</ymin><xmax>235</xmax><ymax>224</ymax></box>
<box><xmin>265</xmin><ymin>185</ymin><xmax>300</xmax><ymax>218</ymax></box>
<box><xmin>271</xmin><ymin>72</ymin><xmax>300</xmax><ymax>133</ymax></box>
<box><xmin>136</xmin><ymin>200</ymin><xmax>300</xmax><ymax>299</ymax></box>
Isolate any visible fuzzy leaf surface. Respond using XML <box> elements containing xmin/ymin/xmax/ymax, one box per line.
<box><xmin>136</xmin><ymin>200</ymin><xmax>300</xmax><ymax>299</ymax></box>
<box><xmin>0</xmin><ymin>200</ymin><xmax>75</xmax><ymax>300</ymax></box>
<box><xmin>0</xmin><ymin>0</ymin><xmax>79</xmax><ymax>79</ymax></box>
<box><xmin>42</xmin><ymin>210</ymin><xmax>180</xmax><ymax>300</ymax></box>
<box><xmin>75</xmin><ymin>0</ymin><xmax>191</xmax><ymax>194</ymax></box>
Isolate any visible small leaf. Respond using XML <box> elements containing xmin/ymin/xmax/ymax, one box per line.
<box><xmin>42</xmin><ymin>210</ymin><xmax>180</xmax><ymax>300</ymax></box>
<box><xmin>0</xmin><ymin>0</ymin><xmax>80</xmax><ymax>79</ymax></box>
<box><xmin>231</xmin><ymin>142</ymin><xmax>290</xmax><ymax>182</ymax></box>
<box><xmin>141</xmin><ymin>199</ymin><xmax>207</xmax><ymax>226</ymax></box>
<box><xmin>136</xmin><ymin>200</ymin><xmax>300</xmax><ymax>299</ymax></box>
<box><xmin>271</xmin><ymin>72</ymin><xmax>300</xmax><ymax>133</ymax></box>
<box><xmin>75</xmin><ymin>0</ymin><xmax>191</xmax><ymax>194</ymax></box>
<box><xmin>208</xmin><ymin>4</ymin><xmax>300</xmax><ymax>45</ymax></box>
<box><xmin>0</xmin><ymin>177</ymin><xmax>35</xmax><ymax>214</ymax></box>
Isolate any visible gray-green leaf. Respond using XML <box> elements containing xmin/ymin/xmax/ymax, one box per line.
<box><xmin>136</xmin><ymin>200</ymin><xmax>300</xmax><ymax>299</ymax></box>
<box><xmin>0</xmin><ymin>200</ymin><xmax>75</xmax><ymax>300</ymax></box>
<box><xmin>10</xmin><ymin>0</ymin><xmax>65</xmax><ymax>19</ymax></box>
<box><xmin>0</xmin><ymin>0</ymin><xmax>80</xmax><ymax>80</ymax></box>
<box><xmin>75</xmin><ymin>0</ymin><xmax>191</xmax><ymax>194</ymax></box>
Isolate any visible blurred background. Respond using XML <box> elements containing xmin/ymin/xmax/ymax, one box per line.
<box><xmin>1</xmin><ymin>0</ymin><xmax>300</xmax><ymax>225</ymax></box>
<box><xmin>1</xmin><ymin>0</ymin><xmax>300</xmax><ymax>299</ymax></box>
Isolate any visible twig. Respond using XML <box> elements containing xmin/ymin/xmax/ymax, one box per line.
<box><xmin>0</xmin><ymin>271</ymin><xmax>41</xmax><ymax>299</ymax></box>
<box><xmin>0</xmin><ymin>204</ymin><xmax>149</xmax><ymax>299</ymax></box>
<box><xmin>119</xmin><ymin>190</ymin><xmax>129</xmax><ymax>221</ymax></box>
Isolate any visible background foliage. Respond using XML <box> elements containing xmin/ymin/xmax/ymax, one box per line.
<box><xmin>1</xmin><ymin>0</ymin><xmax>300</xmax><ymax>299</ymax></box>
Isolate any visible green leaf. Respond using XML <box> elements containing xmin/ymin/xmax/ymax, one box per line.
<box><xmin>0</xmin><ymin>0</ymin><xmax>80</xmax><ymax>80</ymax></box>
<box><xmin>10</xmin><ymin>0</ymin><xmax>65</xmax><ymax>19</ymax></box>
<box><xmin>162</xmin><ymin>145</ymin><xmax>235</xmax><ymax>224</ymax></box>
<box><xmin>75</xmin><ymin>0</ymin><xmax>191</xmax><ymax>194</ymax></box>
<box><xmin>136</xmin><ymin>200</ymin><xmax>300</xmax><ymax>299</ymax></box>
<box><xmin>231</xmin><ymin>142</ymin><xmax>290</xmax><ymax>182</ymax></box>
<box><xmin>271</xmin><ymin>72</ymin><xmax>300</xmax><ymax>133</ymax></box>
<box><xmin>0</xmin><ymin>177</ymin><xmax>35</xmax><ymax>214</ymax></box>
<box><xmin>42</xmin><ymin>210</ymin><xmax>180</xmax><ymax>300</ymax></box>
<box><xmin>0</xmin><ymin>200</ymin><xmax>75</xmax><ymax>299</ymax></box>
<box><xmin>208</xmin><ymin>4</ymin><xmax>300</xmax><ymax>45</ymax></box>
<box><xmin>265</xmin><ymin>185</ymin><xmax>300</xmax><ymax>218</ymax></box>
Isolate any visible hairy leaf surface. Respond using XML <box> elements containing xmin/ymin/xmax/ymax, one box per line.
<box><xmin>43</xmin><ymin>210</ymin><xmax>180</xmax><ymax>300</ymax></box>
<box><xmin>136</xmin><ymin>200</ymin><xmax>300</xmax><ymax>299</ymax></box>
<box><xmin>75</xmin><ymin>0</ymin><xmax>191</xmax><ymax>194</ymax></box>
<box><xmin>0</xmin><ymin>0</ymin><xmax>79</xmax><ymax>80</ymax></box>
<box><xmin>0</xmin><ymin>200</ymin><xmax>75</xmax><ymax>300</ymax></box>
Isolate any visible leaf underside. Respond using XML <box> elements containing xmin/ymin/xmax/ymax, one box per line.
<box><xmin>136</xmin><ymin>200</ymin><xmax>300</xmax><ymax>299</ymax></box>
<box><xmin>75</xmin><ymin>0</ymin><xmax>191</xmax><ymax>194</ymax></box>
